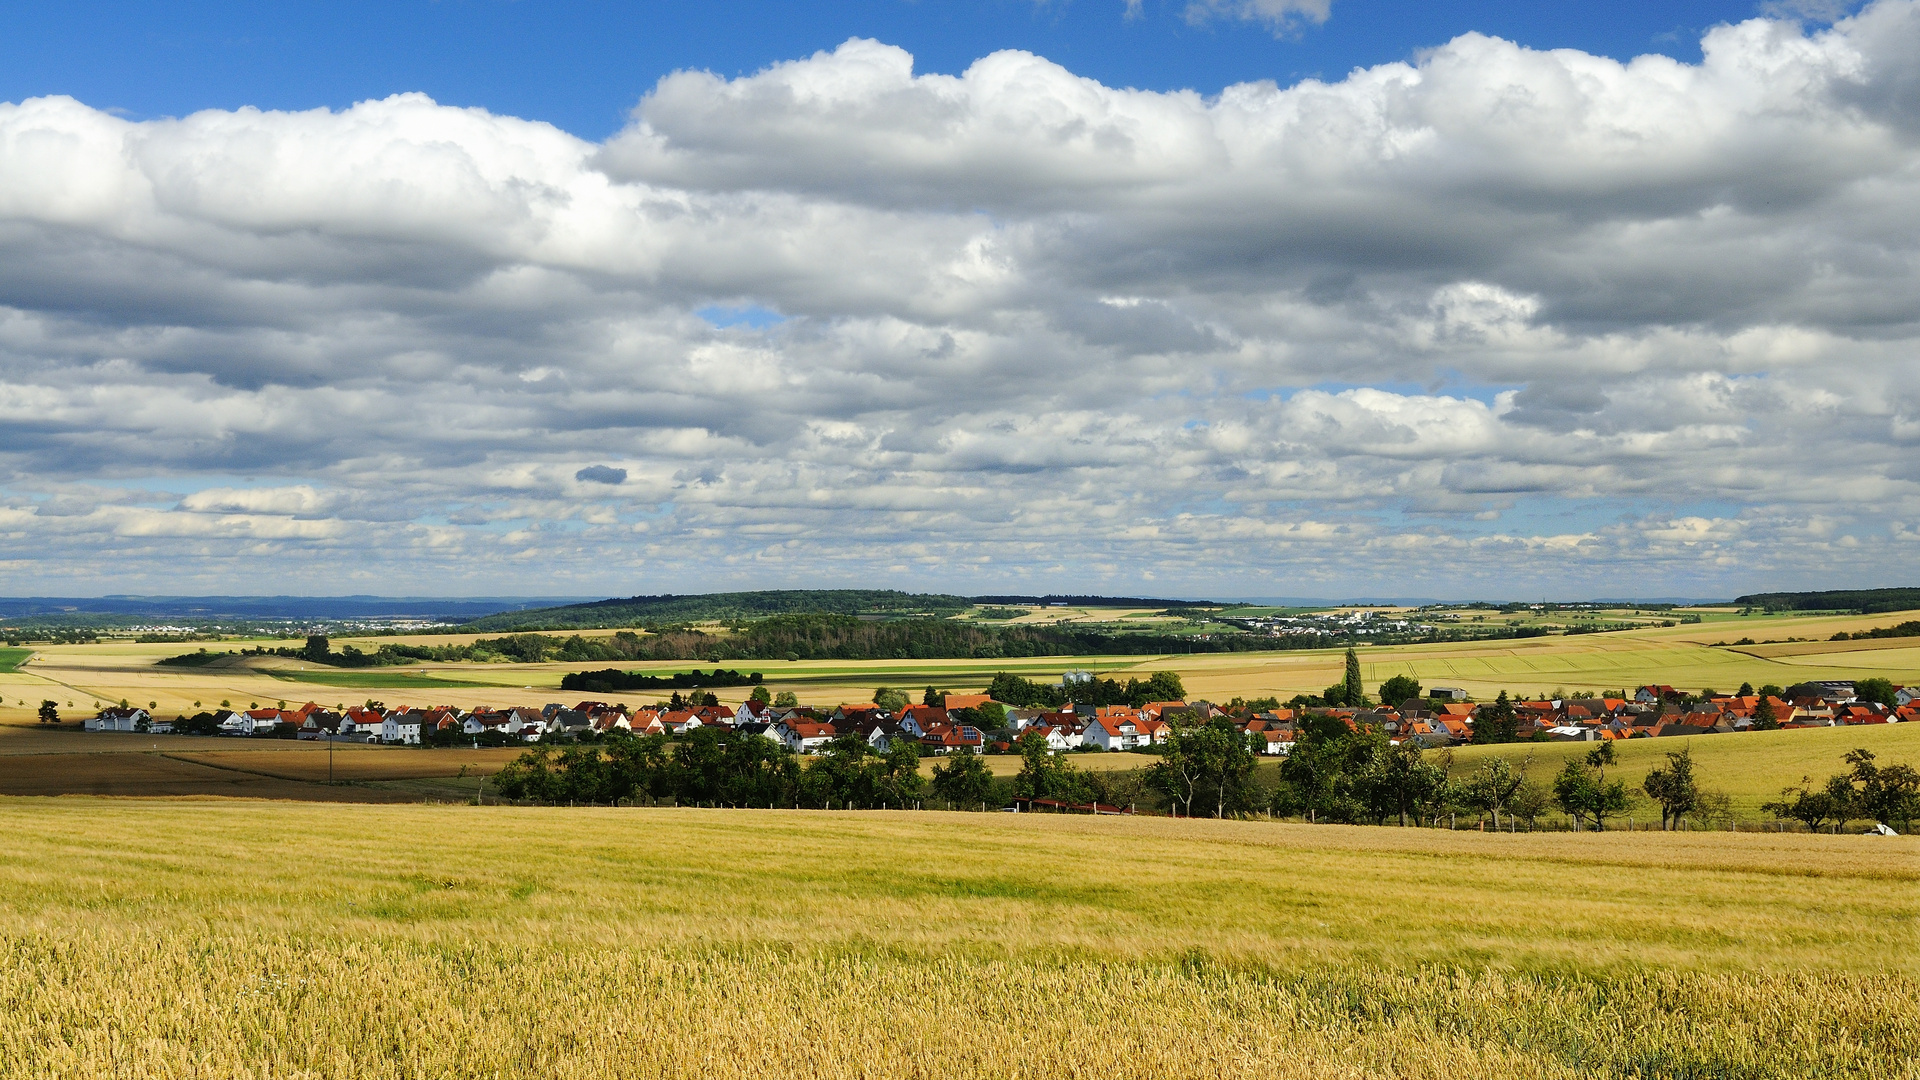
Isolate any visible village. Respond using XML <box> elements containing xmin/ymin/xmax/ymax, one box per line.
<box><xmin>82</xmin><ymin>677</ymin><xmax>1918</xmax><ymax>754</ymax></box>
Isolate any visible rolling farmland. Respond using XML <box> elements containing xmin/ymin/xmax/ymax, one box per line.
<box><xmin>0</xmin><ymin>607</ymin><xmax>1913</xmax><ymax>810</ymax></box>
<box><xmin>4</xmin><ymin>608</ymin><xmax>1917</xmax><ymax>719</ymax></box>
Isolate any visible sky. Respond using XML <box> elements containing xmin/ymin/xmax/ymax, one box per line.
<box><xmin>0</xmin><ymin>0</ymin><xmax>1916</xmax><ymax>600</ymax></box>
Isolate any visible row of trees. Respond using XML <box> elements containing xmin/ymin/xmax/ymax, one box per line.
<box><xmin>1142</xmin><ymin>713</ymin><xmax>1727</xmax><ymax>831</ymax></box>
<box><xmin>983</xmin><ymin>670</ymin><xmax>1187</xmax><ymax>711</ymax></box>
<box><xmin>493</xmin><ymin>726</ymin><xmax>986</xmax><ymax>810</ymax></box>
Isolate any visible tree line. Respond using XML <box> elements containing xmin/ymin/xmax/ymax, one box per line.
<box><xmin>491</xmin><ymin>727</ymin><xmax>954</xmax><ymax>810</ymax></box>
<box><xmin>560</xmin><ymin>667</ymin><xmax>763</xmax><ymax>693</ymax></box>
<box><xmin>483</xmin><ymin>717</ymin><xmax>1918</xmax><ymax>832</ymax></box>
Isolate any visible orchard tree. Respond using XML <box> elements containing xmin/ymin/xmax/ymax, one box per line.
<box><xmin>1641</xmin><ymin>746</ymin><xmax>1700</xmax><ymax>830</ymax></box>
<box><xmin>1842</xmin><ymin>748</ymin><xmax>1920</xmax><ymax>831</ymax></box>
<box><xmin>1357</xmin><ymin>740</ymin><xmax>1449</xmax><ymax>827</ymax></box>
<box><xmin>1462</xmin><ymin>754</ymin><xmax>1527</xmax><ymax>829</ymax></box>
<box><xmin>1763</xmin><ymin>774</ymin><xmax>1852</xmax><ymax>831</ymax></box>
<box><xmin>930</xmin><ymin>747</ymin><xmax>994</xmax><ymax>809</ymax></box>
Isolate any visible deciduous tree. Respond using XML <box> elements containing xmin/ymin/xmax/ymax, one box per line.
<box><xmin>1378</xmin><ymin>674</ymin><xmax>1423</xmax><ymax>709</ymax></box>
<box><xmin>930</xmin><ymin>747</ymin><xmax>994</xmax><ymax>808</ymax></box>
<box><xmin>1461</xmin><ymin>754</ymin><xmax>1527</xmax><ymax>829</ymax></box>
<box><xmin>1641</xmin><ymin>746</ymin><xmax>1699</xmax><ymax>830</ymax></box>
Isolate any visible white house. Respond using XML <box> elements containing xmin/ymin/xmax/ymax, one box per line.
<box><xmin>337</xmin><ymin>711</ymin><xmax>382</xmax><ymax>742</ymax></box>
<box><xmin>1081</xmin><ymin>715</ymin><xmax>1135</xmax><ymax>752</ymax></box>
<box><xmin>85</xmin><ymin>707</ymin><xmax>150</xmax><ymax>732</ymax></box>
<box><xmin>1029</xmin><ymin>723</ymin><xmax>1082</xmax><ymax>751</ymax></box>
<box><xmin>463</xmin><ymin>713</ymin><xmax>513</xmax><ymax>739</ymax></box>
<box><xmin>502</xmin><ymin>707</ymin><xmax>547</xmax><ymax>739</ymax></box>
<box><xmin>382</xmin><ymin>713</ymin><xmax>424</xmax><ymax>745</ymax></box>
<box><xmin>774</xmin><ymin>719</ymin><xmax>837</xmax><ymax>754</ymax></box>
<box><xmin>217</xmin><ymin>709</ymin><xmax>280</xmax><ymax>736</ymax></box>
<box><xmin>1254</xmin><ymin>729</ymin><xmax>1293</xmax><ymax>755</ymax></box>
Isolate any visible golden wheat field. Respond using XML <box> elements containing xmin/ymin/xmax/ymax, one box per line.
<box><xmin>0</xmin><ymin>799</ymin><xmax>1914</xmax><ymax>1078</ymax></box>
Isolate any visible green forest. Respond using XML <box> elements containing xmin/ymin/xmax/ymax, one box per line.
<box><xmin>1735</xmin><ymin>588</ymin><xmax>1920</xmax><ymax>613</ymax></box>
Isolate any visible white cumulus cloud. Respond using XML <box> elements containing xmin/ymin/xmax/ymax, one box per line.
<box><xmin>0</xmin><ymin>3</ymin><xmax>1918</xmax><ymax>596</ymax></box>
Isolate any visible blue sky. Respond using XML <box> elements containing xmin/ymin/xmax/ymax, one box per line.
<box><xmin>0</xmin><ymin>0</ymin><xmax>1914</xmax><ymax>600</ymax></box>
<box><xmin>8</xmin><ymin>0</ymin><xmax>1798</xmax><ymax>138</ymax></box>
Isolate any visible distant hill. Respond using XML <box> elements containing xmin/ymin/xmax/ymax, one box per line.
<box><xmin>456</xmin><ymin>590</ymin><xmax>975</xmax><ymax>631</ymax></box>
<box><xmin>971</xmin><ymin>594</ymin><xmax>1219</xmax><ymax>609</ymax></box>
<box><xmin>1733</xmin><ymin>588</ymin><xmax>1920</xmax><ymax>614</ymax></box>
<box><xmin>0</xmin><ymin>595</ymin><xmax>587</xmax><ymax>630</ymax></box>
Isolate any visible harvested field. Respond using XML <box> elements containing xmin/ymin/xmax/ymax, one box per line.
<box><xmin>165</xmin><ymin>746</ymin><xmax>526</xmax><ymax>784</ymax></box>
<box><xmin>0</xmin><ymin>753</ymin><xmax>421</xmax><ymax>801</ymax></box>
<box><xmin>0</xmin><ymin>725</ymin><xmax>516</xmax><ymax>800</ymax></box>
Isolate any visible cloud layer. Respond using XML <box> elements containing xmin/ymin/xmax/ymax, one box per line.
<box><xmin>3</xmin><ymin>2</ymin><xmax>1920</xmax><ymax>597</ymax></box>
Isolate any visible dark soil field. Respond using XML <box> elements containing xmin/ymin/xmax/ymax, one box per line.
<box><xmin>0</xmin><ymin>725</ymin><xmax>518</xmax><ymax>801</ymax></box>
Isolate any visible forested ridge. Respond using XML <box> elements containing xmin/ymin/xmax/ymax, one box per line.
<box><xmin>457</xmin><ymin>590</ymin><xmax>974</xmax><ymax>632</ymax></box>
<box><xmin>1734</xmin><ymin>588</ymin><xmax>1920</xmax><ymax>613</ymax></box>
<box><xmin>163</xmin><ymin>612</ymin><xmax>1559</xmax><ymax>669</ymax></box>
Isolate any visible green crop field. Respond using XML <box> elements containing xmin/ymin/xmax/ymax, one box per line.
<box><xmin>0</xmin><ymin>799</ymin><xmax>1913</xmax><ymax>1078</ymax></box>
<box><xmin>0</xmin><ymin>648</ymin><xmax>30</xmax><ymax>674</ymax></box>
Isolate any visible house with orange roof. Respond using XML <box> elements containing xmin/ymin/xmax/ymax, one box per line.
<box><xmin>1026</xmin><ymin>723</ymin><xmax>1083</xmax><ymax>751</ymax></box>
<box><xmin>1083</xmin><ymin>713</ymin><xmax>1148</xmax><ymax>751</ymax></box>
<box><xmin>941</xmin><ymin>693</ymin><xmax>996</xmax><ymax>712</ymax></box>
<box><xmin>918</xmin><ymin>720</ymin><xmax>985</xmax><ymax>754</ymax></box>
<box><xmin>895</xmin><ymin>704</ymin><xmax>949</xmax><ymax>737</ymax></box>
<box><xmin>773</xmin><ymin>718</ymin><xmax>837</xmax><ymax>754</ymax></box>
<box><xmin>1254</xmin><ymin>729</ymin><xmax>1295</xmax><ymax>755</ymax></box>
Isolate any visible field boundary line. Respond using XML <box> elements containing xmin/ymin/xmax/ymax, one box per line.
<box><xmin>157</xmin><ymin>752</ymin><xmax>321</xmax><ymax>786</ymax></box>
